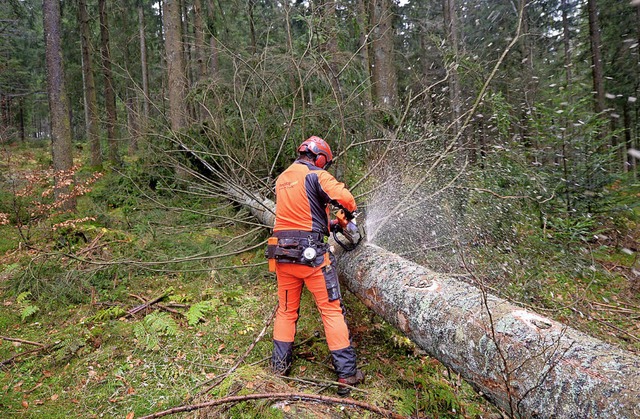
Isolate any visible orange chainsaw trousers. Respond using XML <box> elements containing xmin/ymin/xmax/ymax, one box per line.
<box><xmin>273</xmin><ymin>262</ymin><xmax>351</xmax><ymax>351</ymax></box>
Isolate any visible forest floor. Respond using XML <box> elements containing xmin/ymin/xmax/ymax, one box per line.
<box><xmin>0</xmin><ymin>143</ymin><xmax>497</xmax><ymax>418</ymax></box>
<box><xmin>1</xmin><ymin>142</ymin><xmax>639</xmax><ymax>418</ymax></box>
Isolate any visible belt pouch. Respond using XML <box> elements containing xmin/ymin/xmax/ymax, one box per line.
<box><xmin>266</xmin><ymin>237</ymin><xmax>278</xmax><ymax>272</ymax></box>
<box><xmin>322</xmin><ymin>263</ymin><xmax>340</xmax><ymax>301</ymax></box>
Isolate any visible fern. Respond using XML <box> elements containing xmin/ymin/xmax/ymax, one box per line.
<box><xmin>90</xmin><ymin>306</ymin><xmax>126</xmax><ymax>322</ymax></box>
<box><xmin>16</xmin><ymin>291</ymin><xmax>32</xmax><ymax>304</ymax></box>
<box><xmin>20</xmin><ymin>304</ymin><xmax>39</xmax><ymax>321</ymax></box>
<box><xmin>134</xmin><ymin>312</ymin><xmax>178</xmax><ymax>351</ymax></box>
<box><xmin>16</xmin><ymin>291</ymin><xmax>39</xmax><ymax>321</ymax></box>
<box><xmin>146</xmin><ymin>312</ymin><xmax>177</xmax><ymax>336</ymax></box>
<box><xmin>186</xmin><ymin>300</ymin><xmax>217</xmax><ymax>326</ymax></box>
<box><xmin>134</xmin><ymin>322</ymin><xmax>159</xmax><ymax>351</ymax></box>
<box><xmin>391</xmin><ymin>388</ymin><xmax>417</xmax><ymax>416</ymax></box>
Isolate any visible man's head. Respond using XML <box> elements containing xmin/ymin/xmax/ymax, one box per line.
<box><xmin>297</xmin><ymin>136</ymin><xmax>333</xmax><ymax>169</ymax></box>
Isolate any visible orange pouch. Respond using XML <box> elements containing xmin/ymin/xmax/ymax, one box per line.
<box><xmin>267</xmin><ymin>237</ymin><xmax>278</xmax><ymax>272</ymax></box>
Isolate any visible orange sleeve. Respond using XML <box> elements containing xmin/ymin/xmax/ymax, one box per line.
<box><xmin>317</xmin><ymin>170</ymin><xmax>357</xmax><ymax>213</ymax></box>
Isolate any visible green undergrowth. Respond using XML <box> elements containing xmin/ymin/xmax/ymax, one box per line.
<box><xmin>464</xmin><ymin>205</ymin><xmax>640</xmax><ymax>353</ymax></box>
<box><xmin>0</xmin><ymin>154</ymin><xmax>496</xmax><ymax>418</ymax></box>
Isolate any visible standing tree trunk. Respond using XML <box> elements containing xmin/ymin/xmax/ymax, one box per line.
<box><xmin>19</xmin><ymin>98</ymin><xmax>25</xmax><ymax>142</ymax></box>
<box><xmin>356</xmin><ymin>0</ymin><xmax>372</xmax><ymax>100</ymax></box>
<box><xmin>561</xmin><ymin>0</ymin><xmax>572</xmax><ymax>89</ymax></box>
<box><xmin>138</xmin><ymin>1</ymin><xmax>150</xmax><ymax>127</ymax></box>
<box><xmin>99</xmin><ymin>0</ymin><xmax>119</xmax><ymax>164</ymax></box>
<box><xmin>419</xmin><ymin>36</ymin><xmax>435</xmax><ymax>127</ymax></box>
<box><xmin>182</xmin><ymin>0</ymin><xmax>196</xmax><ymax>122</ymax></box>
<box><xmin>587</xmin><ymin>0</ymin><xmax>605</xmax><ymax>117</ymax></box>
<box><xmin>560</xmin><ymin>0</ymin><xmax>574</xmax><ymax>211</ymax></box>
<box><xmin>78</xmin><ymin>0</ymin><xmax>102</xmax><ymax>167</ymax></box>
<box><xmin>368</xmin><ymin>0</ymin><xmax>398</xmax><ymax>115</ymax></box>
<box><xmin>193</xmin><ymin>0</ymin><xmax>207</xmax><ymax>80</ymax></box>
<box><xmin>163</xmin><ymin>0</ymin><xmax>187</xmax><ymax>130</ymax></box>
<box><xmin>43</xmin><ymin>0</ymin><xmax>75</xmax><ymax>210</ymax></box>
<box><xmin>193</xmin><ymin>0</ymin><xmax>209</xmax><ymax>122</ymax></box>
<box><xmin>443</xmin><ymin>0</ymin><xmax>461</xmax><ymax>138</ymax></box>
<box><xmin>122</xmin><ymin>0</ymin><xmax>139</xmax><ymax>154</ymax></box>
<box><xmin>206</xmin><ymin>0</ymin><xmax>219</xmax><ymax>78</ymax></box>
<box><xmin>623</xmin><ymin>101</ymin><xmax>635</xmax><ymax>172</ymax></box>
<box><xmin>248</xmin><ymin>0</ymin><xmax>257</xmax><ymax>55</ymax></box>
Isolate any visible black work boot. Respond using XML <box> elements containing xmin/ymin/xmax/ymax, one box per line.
<box><xmin>271</xmin><ymin>340</ymin><xmax>293</xmax><ymax>376</ymax></box>
<box><xmin>337</xmin><ymin>369</ymin><xmax>365</xmax><ymax>396</ymax></box>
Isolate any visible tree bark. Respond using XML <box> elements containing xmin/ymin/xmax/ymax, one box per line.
<box><xmin>43</xmin><ymin>0</ymin><xmax>75</xmax><ymax>211</ymax></box>
<box><xmin>561</xmin><ymin>0</ymin><xmax>572</xmax><ymax>90</ymax></box>
<box><xmin>248</xmin><ymin>0</ymin><xmax>257</xmax><ymax>55</ymax></box>
<box><xmin>443</xmin><ymin>0</ymin><xmax>461</xmax><ymax>137</ymax></box>
<box><xmin>587</xmin><ymin>0</ymin><xmax>605</xmax><ymax>116</ymax></box>
<box><xmin>233</xmin><ymin>189</ymin><xmax>640</xmax><ymax>419</ymax></box>
<box><xmin>193</xmin><ymin>0</ymin><xmax>207</xmax><ymax>80</ymax></box>
<box><xmin>368</xmin><ymin>0</ymin><xmax>398</xmax><ymax>113</ymax></box>
<box><xmin>623</xmin><ymin>101</ymin><xmax>635</xmax><ymax>172</ymax></box>
<box><xmin>138</xmin><ymin>1</ymin><xmax>150</xmax><ymax>129</ymax></box>
<box><xmin>99</xmin><ymin>0</ymin><xmax>119</xmax><ymax>164</ymax></box>
<box><xmin>122</xmin><ymin>0</ymin><xmax>140</xmax><ymax>154</ymax></box>
<box><xmin>78</xmin><ymin>0</ymin><xmax>102</xmax><ymax>166</ymax></box>
<box><xmin>19</xmin><ymin>97</ymin><xmax>25</xmax><ymax>142</ymax></box>
<box><xmin>356</xmin><ymin>0</ymin><xmax>372</xmax><ymax>112</ymax></box>
<box><xmin>163</xmin><ymin>0</ymin><xmax>187</xmax><ymax>130</ymax></box>
<box><xmin>205</xmin><ymin>0</ymin><xmax>219</xmax><ymax>78</ymax></box>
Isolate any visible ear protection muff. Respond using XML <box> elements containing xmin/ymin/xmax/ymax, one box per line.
<box><xmin>315</xmin><ymin>154</ymin><xmax>327</xmax><ymax>169</ymax></box>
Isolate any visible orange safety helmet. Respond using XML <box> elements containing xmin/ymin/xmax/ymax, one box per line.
<box><xmin>298</xmin><ymin>136</ymin><xmax>333</xmax><ymax>169</ymax></box>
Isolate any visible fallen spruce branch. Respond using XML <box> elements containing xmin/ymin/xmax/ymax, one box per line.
<box><xmin>137</xmin><ymin>392</ymin><xmax>403</xmax><ymax>419</ymax></box>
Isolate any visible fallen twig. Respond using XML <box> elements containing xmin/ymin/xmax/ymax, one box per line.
<box><xmin>127</xmin><ymin>291</ymin><xmax>171</xmax><ymax>316</ymax></box>
<box><xmin>138</xmin><ymin>392</ymin><xmax>403</xmax><ymax>419</ymax></box>
<box><xmin>157</xmin><ymin>304</ymin><xmax>184</xmax><ymax>317</ymax></box>
<box><xmin>0</xmin><ymin>344</ymin><xmax>52</xmax><ymax>368</ymax></box>
<box><xmin>1</xmin><ymin>335</ymin><xmax>46</xmax><ymax>347</ymax></box>
<box><xmin>592</xmin><ymin>316</ymin><xmax>640</xmax><ymax>343</ymax></box>
<box><xmin>129</xmin><ymin>294</ymin><xmax>185</xmax><ymax>318</ymax></box>
<box><xmin>590</xmin><ymin>301</ymin><xmax>638</xmax><ymax>314</ymax></box>
<box><xmin>281</xmin><ymin>375</ymin><xmax>368</xmax><ymax>394</ymax></box>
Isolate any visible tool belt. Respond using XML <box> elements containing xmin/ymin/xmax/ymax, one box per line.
<box><xmin>266</xmin><ymin>231</ymin><xmax>328</xmax><ymax>270</ymax></box>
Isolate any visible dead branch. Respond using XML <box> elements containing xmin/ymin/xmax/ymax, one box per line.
<box><xmin>1</xmin><ymin>335</ymin><xmax>46</xmax><ymax>347</ymax></box>
<box><xmin>128</xmin><ymin>293</ymin><xmax>185</xmax><ymax>317</ymax></box>
<box><xmin>157</xmin><ymin>304</ymin><xmax>184</xmax><ymax>317</ymax></box>
<box><xmin>281</xmin><ymin>375</ymin><xmax>368</xmax><ymax>394</ymax></box>
<box><xmin>0</xmin><ymin>345</ymin><xmax>52</xmax><ymax>368</ymax></box>
<box><xmin>138</xmin><ymin>392</ymin><xmax>403</xmax><ymax>419</ymax></box>
<box><xmin>127</xmin><ymin>291</ymin><xmax>171</xmax><ymax>316</ymax></box>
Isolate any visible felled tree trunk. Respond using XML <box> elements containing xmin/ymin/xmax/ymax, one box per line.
<box><xmin>231</xmin><ymin>189</ymin><xmax>640</xmax><ymax>418</ymax></box>
<box><xmin>337</xmin><ymin>244</ymin><xmax>640</xmax><ymax>418</ymax></box>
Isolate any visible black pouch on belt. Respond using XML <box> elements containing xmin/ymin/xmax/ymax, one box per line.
<box><xmin>322</xmin><ymin>253</ymin><xmax>341</xmax><ymax>301</ymax></box>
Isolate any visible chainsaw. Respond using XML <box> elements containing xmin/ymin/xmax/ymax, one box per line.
<box><xmin>332</xmin><ymin>208</ymin><xmax>364</xmax><ymax>251</ymax></box>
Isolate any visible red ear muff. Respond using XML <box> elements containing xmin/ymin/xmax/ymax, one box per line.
<box><xmin>315</xmin><ymin>154</ymin><xmax>327</xmax><ymax>169</ymax></box>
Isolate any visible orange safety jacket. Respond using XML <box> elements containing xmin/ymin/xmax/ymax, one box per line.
<box><xmin>274</xmin><ymin>160</ymin><xmax>356</xmax><ymax>236</ymax></box>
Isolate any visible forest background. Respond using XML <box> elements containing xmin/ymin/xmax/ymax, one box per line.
<box><xmin>0</xmin><ymin>0</ymin><xmax>639</xmax><ymax>417</ymax></box>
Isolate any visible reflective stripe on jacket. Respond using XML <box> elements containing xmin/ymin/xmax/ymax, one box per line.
<box><xmin>273</xmin><ymin>160</ymin><xmax>356</xmax><ymax>235</ymax></box>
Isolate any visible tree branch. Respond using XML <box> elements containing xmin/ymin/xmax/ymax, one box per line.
<box><xmin>138</xmin><ymin>392</ymin><xmax>403</xmax><ymax>419</ymax></box>
<box><xmin>0</xmin><ymin>335</ymin><xmax>46</xmax><ymax>347</ymax></box>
